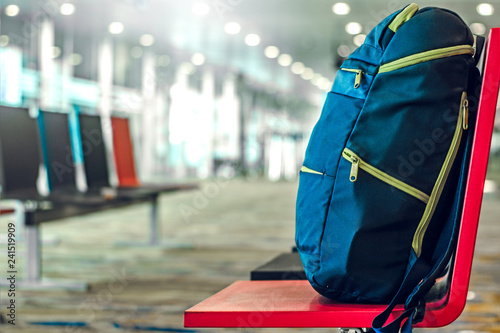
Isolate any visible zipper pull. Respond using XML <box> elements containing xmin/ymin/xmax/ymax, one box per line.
<box><xmin>462</xmin><ymin>98</ymin><xmax>469</xmax><ymax>130</ymax></box>
<box><xmin>354</xmin><ymin>70</ymin><xmax>362</xmax><ymax>89</ymax></box>
<box><xmin>350</xmin><ymin>157</ymin><xmax>359</xmax><ymax>182</ymax></box>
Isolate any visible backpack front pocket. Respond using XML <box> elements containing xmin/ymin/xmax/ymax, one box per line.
<box><xmin>314</xmin><ymin>155</ymin><xmax>427</xmax><ymax>303</ymax></box>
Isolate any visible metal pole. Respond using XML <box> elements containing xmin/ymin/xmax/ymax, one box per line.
<box><xmin>148</xmin><ymin>196</ymin><xmax>159</xmax><ymax>245</ymax></box>
<box><xmin>25</xmin><ymin>221</ymin><xmax>41</xmax><ymax>283</ymax></box>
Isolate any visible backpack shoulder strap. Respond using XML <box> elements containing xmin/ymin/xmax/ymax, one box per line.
<box><xmin>371</xmin><ymin>257</ymin><xmax>431</xmax><ymax>333</ymax></box>
<box><xmin>371</xmin><ymin>97</ymin><xmax>478</xmax><ymax>333</ymax></box>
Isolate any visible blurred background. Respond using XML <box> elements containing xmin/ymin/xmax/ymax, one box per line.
<box><xmin>1</xmin><ymin>1</ymin><xmax>500</xmax><ymax>332</ymax></box>
<box><xmin>1</xmin><ymin>0</ymin><xmax>498</xmax><ymax>183</ymax></box>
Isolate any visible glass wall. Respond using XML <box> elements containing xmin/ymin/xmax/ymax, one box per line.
<box><xmin>0</xmin><ymin>0</ymin><xmax>323</xmax><ymax>184</ymax></box>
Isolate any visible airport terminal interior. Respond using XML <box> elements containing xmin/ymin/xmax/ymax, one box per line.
<box><xmin>0</xmin><ymin>0</ymin><xmax>500</xmax><ymax>332</ymax></box>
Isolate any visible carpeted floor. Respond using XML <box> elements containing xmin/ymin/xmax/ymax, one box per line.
<box><xmin>0</xmin><ymin>176</ymin><xmax>499</xmax><ymax>333</ymax></box>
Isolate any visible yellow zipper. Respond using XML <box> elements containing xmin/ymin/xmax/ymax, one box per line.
<box><xmin>379</xmin><ymin>45</ymin><xmax>474</xmax><ymax>73</ymax></box>
<box><xmin>462</xmin><ymin>98</ymin><xmax>469</xmax><ymax>130</ymax></box>
<box><xmin>340</xmin><ymin>68</ymin><xmax>363</xmax><ymax>89</ymax></box>
<box><xmin>342</xmin><ymin>148</ymin><xmax>430</xmax><ymax>204</ymax></box>
<box><xmin>300</xmin><ymin>166</ymin><xmax>323</xmax><ymax>175</ymax></box>
<box><xmin>412</xmin><ymin>91</ymin><xmax>468</xmax><ymax>256</ymax></box>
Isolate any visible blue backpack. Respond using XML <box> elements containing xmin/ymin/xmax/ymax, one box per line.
<box><xmin>295</xmin><ymin>4</ymin><xmax>484</xmax><ymax>332</ymax></box>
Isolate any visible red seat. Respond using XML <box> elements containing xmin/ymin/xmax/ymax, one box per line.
<box><xmin>184</xmin><ymin>28</ymin><xmax>500</xmax><ymax>329</ymax></box>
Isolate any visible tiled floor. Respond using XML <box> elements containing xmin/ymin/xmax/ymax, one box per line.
<box><xmin>0</xmin><ymin>175</ymin><xmax>499</xmax><ymax>332</ymax></box>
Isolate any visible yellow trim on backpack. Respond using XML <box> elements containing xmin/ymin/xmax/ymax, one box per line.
<box><xmin>411</xmin><ymin>92</ymin><xmax>468</xmax><ymax>257</ymax></box>
<box><xmin>340</xmin><ymin>68</ymin><xmax>364</xmax><ymax>89</ymax></box>
<box><xmin>300</xmin><ymin>166</ymin><xmax>323</xmax><ymax>175</ymax></box>
<box><xmin>342</xmin><ymin>148</ymin><xmax>430</xmax><ymax>204</ymax></box>
<box><xmin>388</xmin><ymin>3</ymin><xmax>419</xmax><ymax>32</ymax></box>
<box><xmin>379</xmin><ymin>45</ymin><xmax>474</xmax><ymax>73</ymax></box>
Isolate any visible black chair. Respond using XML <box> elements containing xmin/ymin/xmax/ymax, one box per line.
<box><xmin>250</xmin><ymin>252</ymin><xmax>306</xmax><ymax>280</ymax></box>
<box><xmin>39</xmin><ymin>110</ymin><xmax>117</xmax><ymax>204</ymax></box>
<box><xmin>0</xmin><ymin>106</ymin><xmax>46</xmax><ymax>201</ymax></box>
<box><xmin>78</xmin><ymin>114</ymin><xmax>163</xmax><ymax>198</ymax></box>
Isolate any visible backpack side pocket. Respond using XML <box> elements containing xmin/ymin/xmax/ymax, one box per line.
<box><xmin>295</xmin><ymin>169</ymin><xmax>335</xmax><ymax>275</ymax></box>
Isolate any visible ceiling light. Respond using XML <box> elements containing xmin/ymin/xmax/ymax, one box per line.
<box><xmin>60</xmin><ymin>3</ymin><xmax>76</xmax><ymax>15</ymax></box>
<box><xmin>332</xmin><ymin>2</ymin><xmax>350</xmax><ymax>15</ymax></box>
<box><xmin>264</xmin><ymin>46</ymin><xmax>280</xmax><ymax>58</ymax></box>
<box><xmin>5</xmin><ymin>5</ymin><xmax>20</xmax><ymax>17</ymax></box>
<box><xmin>0</xmin><ymin>35</ymin><xmax>10</xmax><ymax>47</ymax></box>
<box><xmin>245</xmin><ymin>33</ymin><xmax>261</xmax><ymax>46</ymax></box>
<box><xmin>346</xmin><ymin>22</ymin><xmax>362</xmax><ymax>35</ymax></box>
<box><xmin>301</xmin><ymin>68</ymin><xmax>314</xmax><ymax>80</ymax></box>
<box><xmin>108</xmin><ymin>22</ymin><xmax>124</xmax><ymax>34</ymax></box>
<box><xmin>353</xmin><ymin>34</ymin><xmax>367</xmax><ymax>47</ymax></box>
<box><xmin>179</xmin><ymin>62</ymin><xmax>196</xmax><ymax>75</ymax></box>
<box><xmin>191</xmin><ymin>53</ymin><xmax>206</xmax><ymax>66</ymax></box>
<box><xmin>224</xmin><ymin>22</ymin><xmax>241</xmax><ymax>35</ymax></box>
<box><xmin>139</xmin><ymin>34</ymin><xmax>155</xmax><ymax>46</ymax></box>
<box><xmin>192</xmin><ymin>2</ymin><xmax>210</xmax><ymax>16</ymax></box>
<box><xmin>130</xmin><ymin>46</ymin><xmax>143</xmax><ymax>59</ymax></box>
<box><xmin>278</xmin><ymin>54</ymin><xmax>293</xmax><ymax>67</ymax></box>
<box><xmin>477</xmin><ymin>3</ymin><xmax>494</xmax><ymax>16</ymax></box>
<box><xmin>312</xmin><ymin>73</ymin><xmax>322</xmax><ymax>85</ymax></box>
<box><xmin>317</xmin><ymin>77</ymin><xmax>330</xmax><ymax>87</ymax></box>
<box><xmin>337</xmin><ymin>44</ymin><xmax>351</xmax><ymax>57</ymax></box>
<box><xmin>51</xmin><ymin>46</ymin><xmax>61</xmax><ymax>59</ymax></box>
<box><xmin>291</xmin><ymin>62</ymin><xmax>305</xmax><ymax>74</ymax></box>
<box><xmin>470</xmin><ymin>23</ymin><xmax>487</xmax><ymax>35</ymax></box>
<box><xmin>320</xmin><ymin>81</ymin><xmax>332</xmax><ymax>91</ymax></box>
<box><xmin>70</xmin><ymin>53</ymin><xmax>82</xmax><ymax>66</ymax></box>
<box><xmin>156</xmin><ymin>55</ymin><xmax>171</xmax><ymax>67</ymax></box>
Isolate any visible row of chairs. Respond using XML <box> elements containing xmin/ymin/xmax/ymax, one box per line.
<box><xmin>1</xmin><ymin>107</ymin><xmax>192</xmax><ymax>203</ymax></box>
<box><xmin>0</xmin><ymin>106</ymin><xmax>196</xmax><ymax>289</ymax></box>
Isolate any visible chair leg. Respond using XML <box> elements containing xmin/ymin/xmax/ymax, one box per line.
<box><xmin>115</xmin><ymin>195</ymin><xmax>191</xmax><ymax>248</ymax></box>
<box><xmin>25</xmin><ymin>224</ymin><xmax>41</xmax><ymax>283</ymax></box>
<box><xmin>148</xmin><ymin>196</ymin><xmax>159</xmax><ymax>245</ymax></box>
<box><xmin>0</xmin><ymin>211</ymin><xmax>87</xmax><ymax>290</ymax></box>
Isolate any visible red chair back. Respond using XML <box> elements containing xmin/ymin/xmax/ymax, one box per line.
<box><xmin>111</xmin><ymin>117</ymin><xmax>141</xmax><ymax>187</ymax></box>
